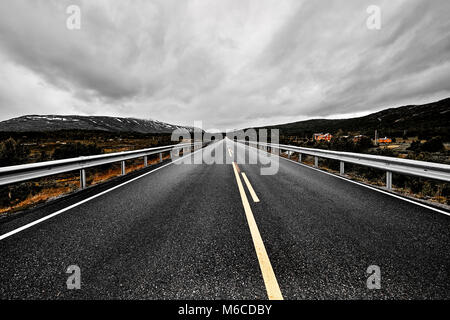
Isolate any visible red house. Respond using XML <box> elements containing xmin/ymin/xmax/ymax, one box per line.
<box><xmin>378</xmin><ymin>137</ymin><xmax>392</xmax><ymax>144</ymax></box>
<box><xmin>314</xmin><ymin>133</ymin><xmax>333</xmax><ymax>142</ymax></box>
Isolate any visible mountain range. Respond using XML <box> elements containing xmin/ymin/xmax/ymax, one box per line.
<box><xmin>0</xmin><ymin>97</ymin><xmax>449</xmax><ymax>139</ymax></box>
<box><xmin>250</xmin><ymin>97</ymin><xmax>450</xmax><ymax>139</ymax></box>
<box><xmin>0</xmin><ymin>115</ymin><xmax>195</xmax><ymax>134</ymax></box>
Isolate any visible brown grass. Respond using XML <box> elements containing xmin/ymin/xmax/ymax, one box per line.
<box><xmin>0</xmin><ymin>184</ymin><xmax>78</xmax><ymax>214</ymax></box>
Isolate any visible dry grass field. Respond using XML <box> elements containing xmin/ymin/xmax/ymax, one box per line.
<box><xmin>0</xmin><ymin>133</ymin><xmax>177</xmax><ymax>216</ymax></box>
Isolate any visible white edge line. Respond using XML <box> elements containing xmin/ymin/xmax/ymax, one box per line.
<box><xmin>0</xmin><ymin>146</ymin><xmax>208</xmax><ymax>241</ymax></box>
<box><xmin>240</xmin><ymin>142</ymin><xmax>450</xmax><ymax>217</ymax></box>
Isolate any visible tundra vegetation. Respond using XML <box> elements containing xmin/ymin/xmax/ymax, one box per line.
<box><xmin>0</xmin><ymin>131</ymin><xmax>177</xmax><ymax>216</ymax></box>
<box><xmin>279</xmin><ymin>133</ymin><xmax>449</xmax><ymax>206</ymax></box>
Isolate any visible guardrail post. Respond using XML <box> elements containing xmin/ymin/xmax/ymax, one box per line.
<box><xmin>171</xmin><ymin>148</ymin><xmax>178</xmax><ymax>159</ymax></box>
<box><xmin>159</xmin><ymin>153</ymin><xmax>163</xmax><ymax>163</ymax></box>
<box><xmin>340</xmin><ymin>161</ymin><xmax>345</xmax><ymax>175</ymax></box>
<box><xmin>144</xmin><ymin>156</ymin><xmax>148</xmax><ymax>167</ymax></box>
<box><xmin>121</xmin><ymin>161</ymin><xmax>126</xmax><ymax>176</ymax></box>
<box><xmin>80</xmin><ymin>169</ymin><xmax>86</xmax><ymax>189</ymax></box>
<box><xmin>314</xmin><ymin>156</ymin><xmax>319</xmax><ymax>168</ymax></box>
<box><xmin>298</xmin><ymin>153</ymin><xmax>302</xmax><ymax>163</ymax></box>
<box><xmin>288</xmin><ymin>151</ymin><xmax>291</xmax><ymax>159</ymax></box>
<box><xmin>386</xmin><ymin>171</ymin><xmax>393</xmax><ymax>190</ymax></box>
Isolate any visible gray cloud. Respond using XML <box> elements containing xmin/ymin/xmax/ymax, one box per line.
<box><xmin>0</xmin><ymin>0</ymin><xmax>449</xmax><ymax>130</ymax></box>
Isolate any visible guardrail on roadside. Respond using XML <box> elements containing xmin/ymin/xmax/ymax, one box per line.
<box><xmin>238</xmin><ymin>140</ymin><xmax>450</xmax><ymax>189</ymax></box>
<box><xmin>0</xmin><ymin>142</ymin><xmax>203</xmax><ymax>189</ymax></box>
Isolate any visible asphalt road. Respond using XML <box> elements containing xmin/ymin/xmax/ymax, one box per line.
<box><xmin>0</xmin><ymin>138</ymin><xmax>449</xmax><ymax>300</ymax></box>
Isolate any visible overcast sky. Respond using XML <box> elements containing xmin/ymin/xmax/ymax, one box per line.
<box><xmin>0</xmin><ymin>0</ymin><xmax>449</xmax><ymax>131</ymax></box>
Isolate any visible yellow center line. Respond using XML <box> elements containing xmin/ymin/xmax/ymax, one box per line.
<box><xmin>232</xmin><ymin>162</ymin><xmax>283</xmax><ymax>300</ymax></box>
<box><xmin>241</xmin><ymin>172</ymin><xmax>260</xmax><ymax>203</ymax></box>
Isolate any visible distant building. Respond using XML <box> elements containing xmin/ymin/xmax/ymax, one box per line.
<box><xmin>314</xmin><ymin>133</ymin><xmax>333</xmax><ymax>142</ymax></box>
<box><xmin>313</xmin><ymin>133</ymin><xmax>322</xmax><ymax>140</ymax></box>
<box><xmin>378</xmin><ymin>137</ymin><xmax>392</xmax><ymax>144</ymax></box>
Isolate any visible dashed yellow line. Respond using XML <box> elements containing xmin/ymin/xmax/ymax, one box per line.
<box><xmin>232</xmin><ymin>162</ymin><xmax>283</xmax><ymax>300</ymax></box>
<box><xmin>241</xmin><ymin>172</ymin><xmax>260</xmax><ymax>203</ymax></box>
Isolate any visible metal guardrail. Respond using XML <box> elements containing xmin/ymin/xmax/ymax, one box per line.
<box><xmin>0</xmin><ymin>142</ymin><xmax>203</xmax><ymax>188</ymax></box>
<box><xmin>238</xmin><ymin>140</ymin><xmax>450</xmax><ymax>189</ymax></box>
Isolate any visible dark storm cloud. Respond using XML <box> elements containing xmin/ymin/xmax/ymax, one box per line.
<box><xmin>0</xmin><ymin>0</ymin><xmax>449</xmax><ymax>130</ymax></box>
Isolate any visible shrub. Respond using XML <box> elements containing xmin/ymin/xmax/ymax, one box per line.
<box><xmin>52</xmin><ymin>143</ymin><xmax>102</xmax><ymax>160</ymax></box>
<box><xmin>408</xmin><ymin>140</ymin><xmax>422</xmax><ymax>152</ymax></box>
<box><xmin>421</xmin><ymin>182</ymin><xmax>434</xmax><ymax>197</ymax></box>
<box><xmin>421</xmin><ymin>137</ymin><xmax>444</xmax><ymax>153</ymax></box>
<box><xmin>407</xmin><ymin>137</ymin><xmax>444</xmax><ymax>153</ymax></box>
<box><xmin>0</xmin><ymin>138</ymin><xmax>30</xmax><ymax>167</ymax></box>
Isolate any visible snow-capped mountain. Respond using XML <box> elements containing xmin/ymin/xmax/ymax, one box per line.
<box><xmin>0</xmin><ymin>115</ymin><xmax>197</xmax><ymax>134</ymax></box>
